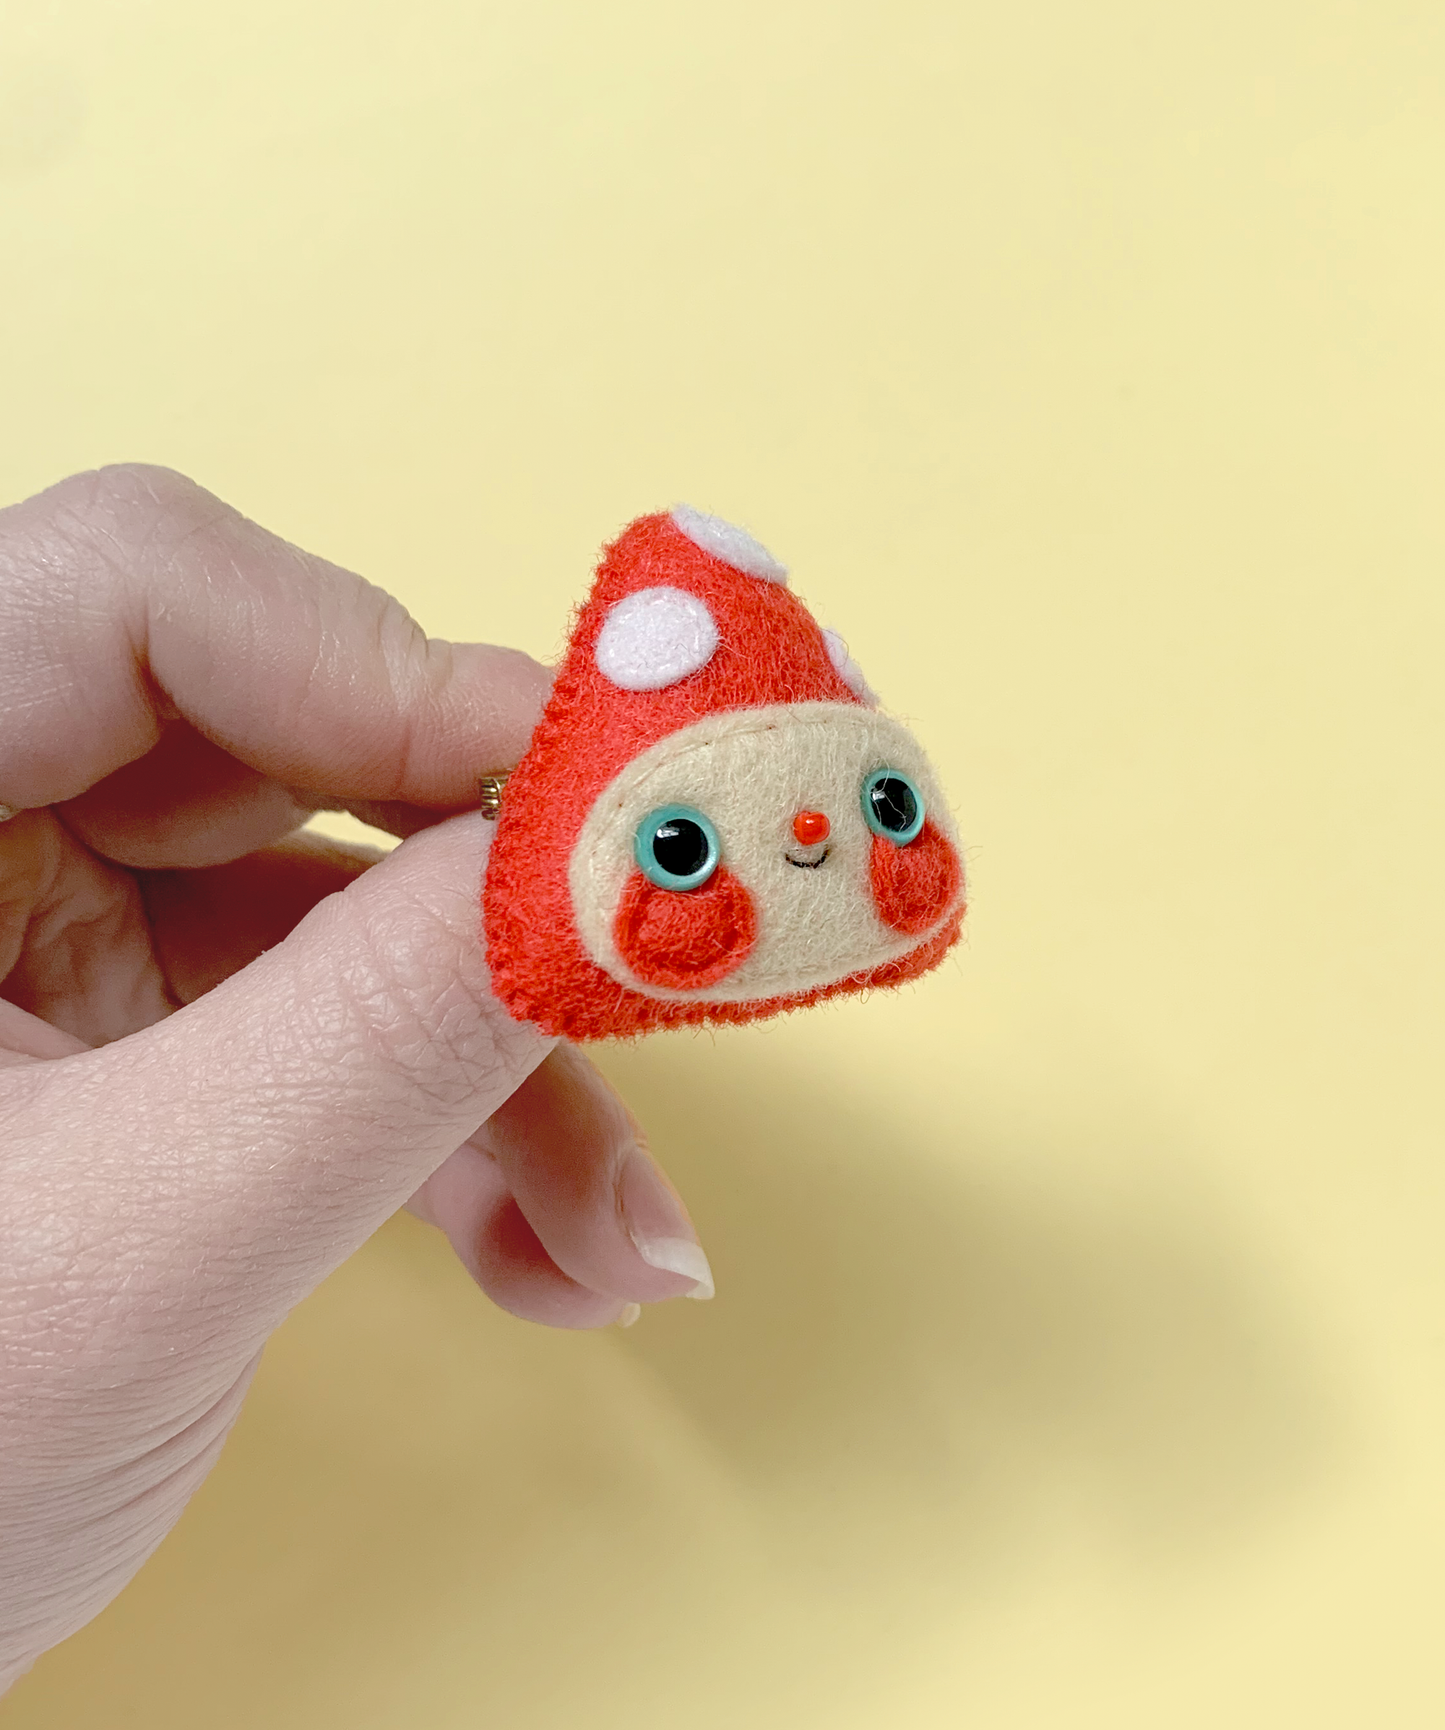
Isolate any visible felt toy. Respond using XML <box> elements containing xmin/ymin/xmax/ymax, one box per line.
<box><xmin>481</xmin><ymin>506</ymin><xmax>965</xmax><ymax>1040</ymax></box>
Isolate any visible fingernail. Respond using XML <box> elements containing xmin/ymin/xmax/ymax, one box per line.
<box><xmin>632</xmin><ymin>1235</ymin><xmax>716</xmax><ymax>1301</ymax></box>
<box><xmin>617</xmin><ymin>1302</ymin><xmax>642</xmax><ymax>1328</ymax></box>
<box><xmin>617</xmin><ymin>1150</ymin><xmax>716</xmax><ymax>1301</ymax></box>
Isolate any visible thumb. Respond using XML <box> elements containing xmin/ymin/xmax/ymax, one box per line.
<box><xmin>10</xmin><ymin>811</ymin><xmax>549</xmax><ymax>1372</ymax></box>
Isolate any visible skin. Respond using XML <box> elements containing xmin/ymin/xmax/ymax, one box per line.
<box><xmin>0</xmin><ymin>466</ymin><xmax>712</xmax><ymax>1689</ymax></box>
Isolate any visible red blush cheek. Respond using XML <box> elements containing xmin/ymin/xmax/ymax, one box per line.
<box><xmin>869</xmin><ymin>821</ymin><xmax>963</xmax><ymax>937</ymax></box>
<box><xmin>614</xmin><ymin>867</ymin><xmax>758</xmax><ymax>989</ymax></box>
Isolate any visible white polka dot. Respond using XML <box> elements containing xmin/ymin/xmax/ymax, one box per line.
<box><xmin>595</xmin><ymin>587</ymin><xmax>720</xmax><ymax>691</ymax></box>
<box><xmin>822</xmin><ymin>627</ymin><xmax>877</xmax><ymax>705</ymax></box>
<box><xmin>670</xmin><ymin>504</ymin><xmax>788</xmax><ymax>584</ymax></box>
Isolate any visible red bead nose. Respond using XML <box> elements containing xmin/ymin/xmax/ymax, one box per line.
<box><xmin>793</xmin><ymin>810</ymin><xmax>831</xmax><ymax>845</ymax></box>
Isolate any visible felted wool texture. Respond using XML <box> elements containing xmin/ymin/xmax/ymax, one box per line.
<box><xmin>594</xmin><ymin>585</ymin><xmax>720</xmax><ymax>691</ymax></box>
<box><xmin>569</xmin><ymin>702</ymin><xmax>964</xmax><ymax>1004</ymax></box>
<box><xmin>614</xmin><ymin>866</ymin><xmax>758</xmax><ymax>989</ymax></box>
<box><xmin>670</xmin><ymin>503</ymin><xmax>788</xmax><ymax>584</ymax></box>
<box><xmin>869</xmin><ymin>821</ymin><xmax>962</xmax><ymax>936</ymax></box>
<box><xmin>822</xmin><ymin>627</ymin><xmax>876</xmax><ymax>706</ymax></box>
<box><xmin>482</xmin><ymin>510</ymin><xmax>965</xmax><ymax>1040</ymax></box>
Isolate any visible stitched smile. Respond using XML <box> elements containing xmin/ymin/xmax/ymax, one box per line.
<box><xmin>785</xmin><ymin>847</ymin><xmax>831</xmax><ymax>870</ymax></box>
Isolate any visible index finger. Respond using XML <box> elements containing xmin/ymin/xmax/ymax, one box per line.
<box><xmin>0</xmin><ymin>465</ymin><xmax>549</xmax><ymax>810</ymax></box>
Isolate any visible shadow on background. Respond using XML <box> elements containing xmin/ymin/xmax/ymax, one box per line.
<box><xmin>599</xmin><ymin>1032</ymin><xmax>1338</xmax><ymax>1583</ymax></box>
<box><xmin>2</xmin><ymin>1031</ymin><xmax>1342</xmax><ymax>1729</ymax></box>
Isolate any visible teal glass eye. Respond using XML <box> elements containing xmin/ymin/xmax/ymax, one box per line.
<box><xmin>861</xmin><ymin>768</ymin><xmax>925</xmax><ymax>845</ymax></box>
<box><xmin>634</xmin><ymin>805</ymin><xmax>721</xmax><ymax>890</ymax></box>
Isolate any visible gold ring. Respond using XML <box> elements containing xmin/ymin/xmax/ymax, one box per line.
<box><xmin>477</xmin><ymin>774</ymin><xmax>510</xmax><ymax>820</ymax></box>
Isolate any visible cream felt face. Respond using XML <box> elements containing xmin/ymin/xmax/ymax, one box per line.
<box><xmin>568</xmin><ymin>702</ymin><xmax>962</xmax><ymax>1003</ymax></box>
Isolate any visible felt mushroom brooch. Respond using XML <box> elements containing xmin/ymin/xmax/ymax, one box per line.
<box><xmin>482</xmin><ymin>506</ymin><xmax>965</xmax><ymax>1040</ymax></box>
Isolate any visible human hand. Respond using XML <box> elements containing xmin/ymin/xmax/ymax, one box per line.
<box><xmin>0</xmin><ymin>467</ymin><xmax>713</xmax><ymax>1687</ymax></box>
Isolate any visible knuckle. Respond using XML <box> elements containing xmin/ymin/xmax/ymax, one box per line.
<box><xmin>66</xmin><ymin>461</ymin><xmax>199</xmax><ymax>513</ymax></box>
<box><xmin>41</xmin><ymin>463</ymin><xmax>213</xmax><ymax>548</ymax></box>
<box><xmin>2</xmin><ymin>464</ymin><xmax>232</xmax><ymax>596</ymax></box>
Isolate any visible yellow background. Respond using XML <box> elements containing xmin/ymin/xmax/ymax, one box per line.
<box><xmin>3</xmin><ymin>0</ymin><xmax>1443</xmax><ymax>1723</ymax></box>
